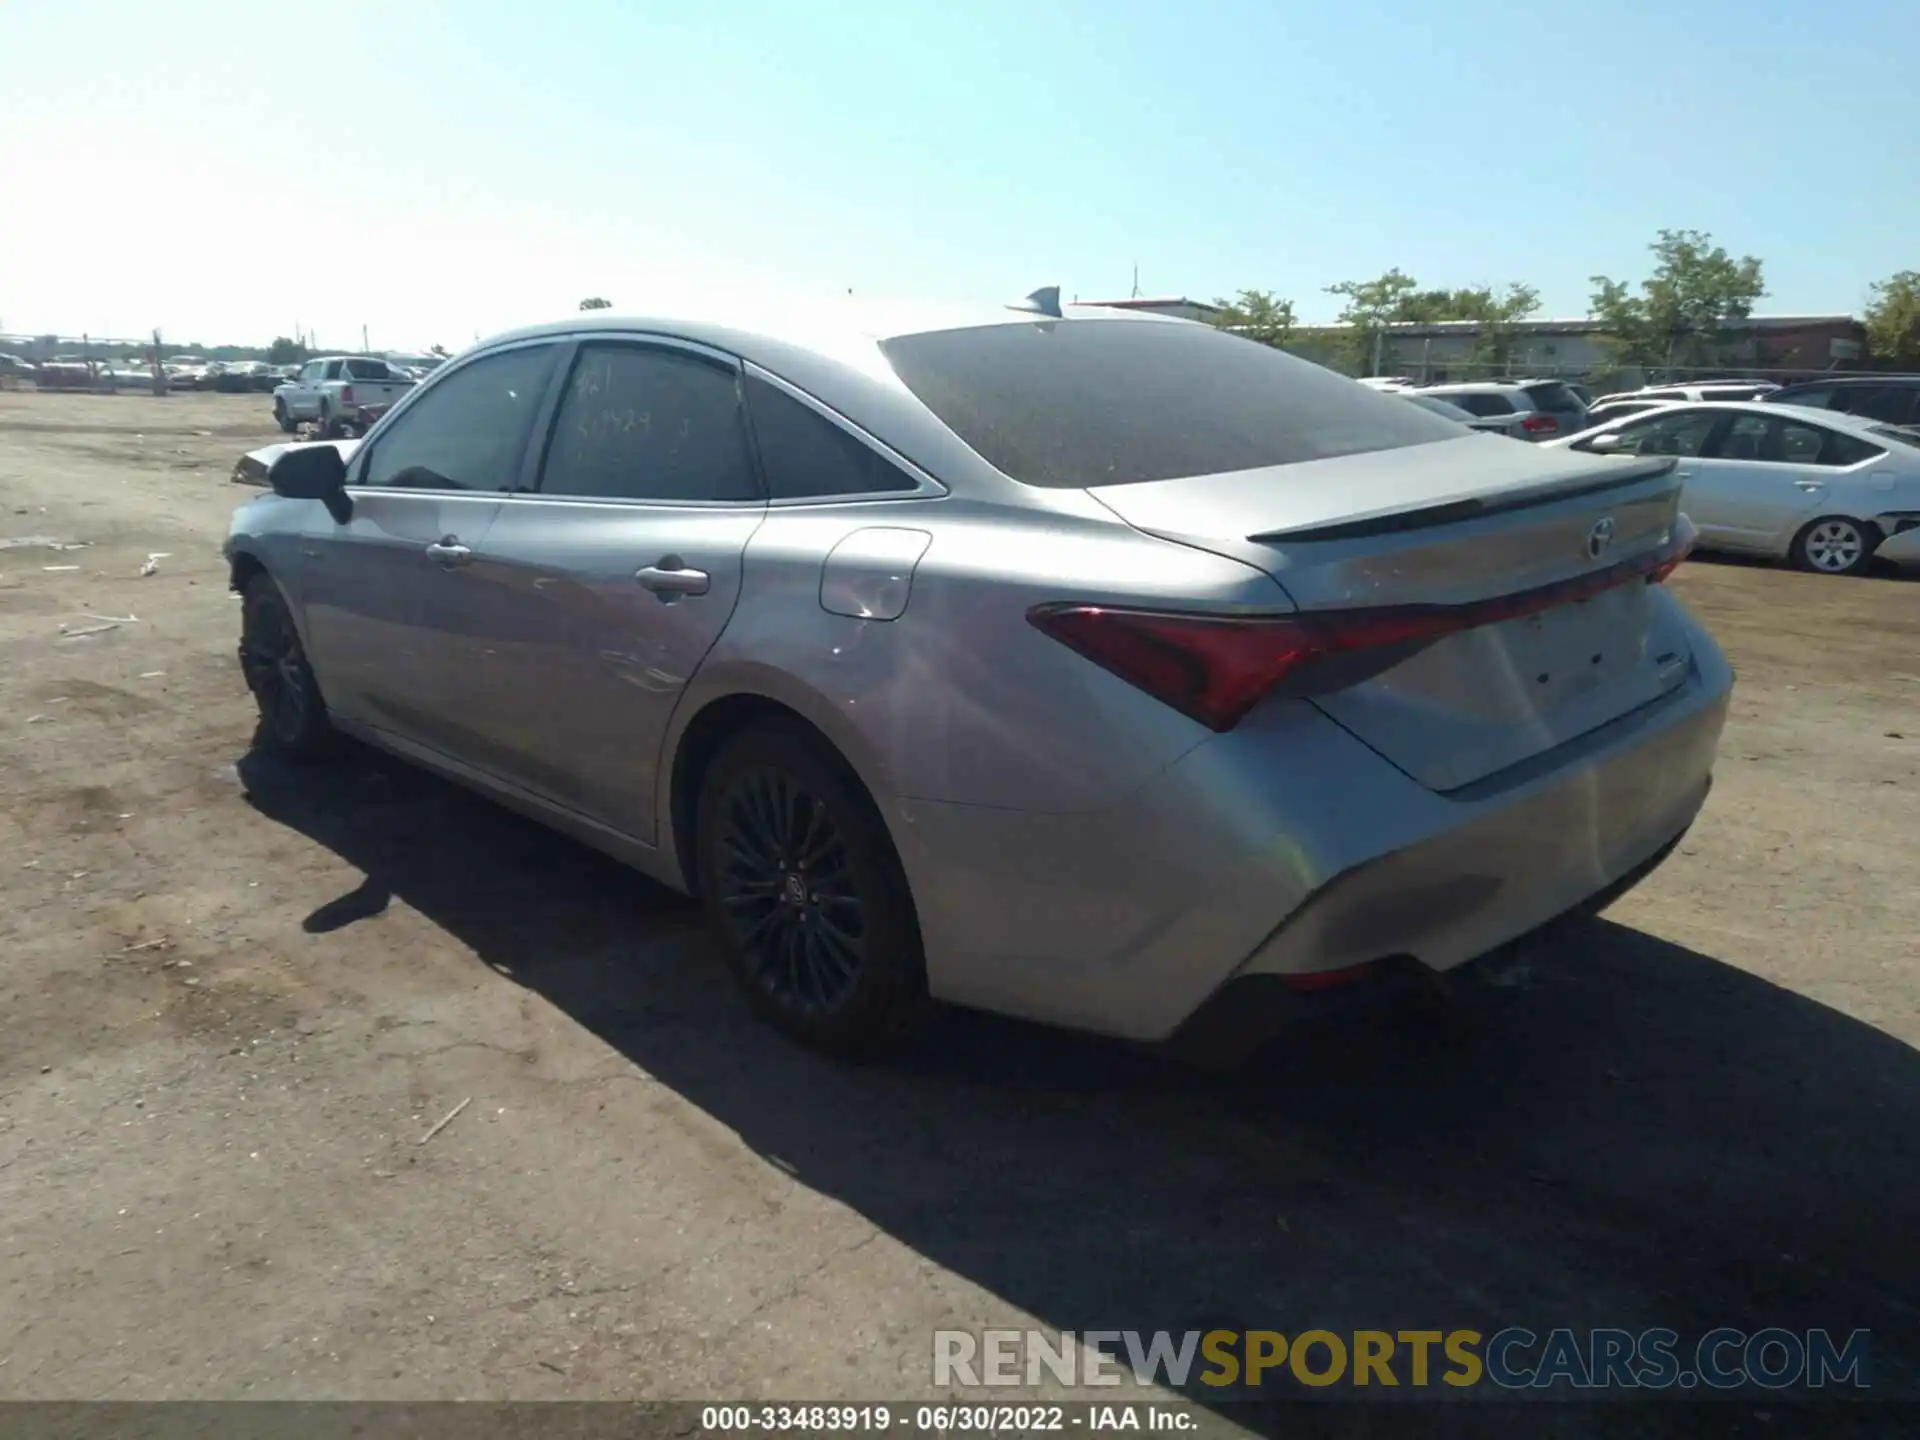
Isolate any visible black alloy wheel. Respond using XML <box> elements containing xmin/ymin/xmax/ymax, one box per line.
<box><xmin>697</xmin><ymin>721</ymin><xmax>927</xmax><ymax>1054</ymax></box>
<box><xmin>716</xmin><ymin>764</ymin><xmax>866</xmax><ymax>1012</ymax></box>
<box><xmin>237</xmin><ymin>574</ymin><xmax>335</xmax><ymax>756</ymax></box>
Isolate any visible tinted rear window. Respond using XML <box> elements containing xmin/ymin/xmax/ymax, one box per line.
<box><xmin>877</xmin><ymin>322</ymin><xmax>1460</xmax><ymax>488</ymax></box>
<box><xmin>342</xmin><ymin>359</ymin><xmax>393</xmax><ymax>380</ymax></box>
<box><xmin>1449</xmin><ymin>393</ymin><xmax>1517</xmax><ymax>417</ymax></box>
<box><xmin>1521</xmin><ymin>382</ymin><xmax>1582</xmax><ymax>411</ymax></box>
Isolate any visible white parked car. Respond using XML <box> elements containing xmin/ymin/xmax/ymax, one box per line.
<box><xmin>1592</xmin><ymin>381</ymin><xmax>1780</xmax><ymax>407</ymax></box>
<box><xmin>1545</xmin><ymin>402</ymin><xmax>1920</xmax><ymax>576</ymax></box>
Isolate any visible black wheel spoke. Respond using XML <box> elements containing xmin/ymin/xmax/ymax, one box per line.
<box><xmin>713</xmin><ymin>762</ymin><xmax>867</xmax><ymax>1015</ymax></box>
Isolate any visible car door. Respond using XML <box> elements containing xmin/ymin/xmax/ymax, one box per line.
<box><xmin>1571</xmin><ymin>406</ymin><xmax>1733</xmax><ymax>538</ymax></box>
<box><xmin>1680</xmin><ymin>413</ymin><xmax>1869</xmax><ymax>552</ymax></box>
<box><xmin>458</xmin><ymin>337</ymin><xmax>767</xmax><ymax>843</ymax></box>
<box><xmin>296</xmin><ymin>340</ymin><xmax>564</xmax><ymax>758</ymax></box>
<box><xmin>291</xmin><ymin>360</ymin><xmax>325</xmax><ymax>417</ymax></box>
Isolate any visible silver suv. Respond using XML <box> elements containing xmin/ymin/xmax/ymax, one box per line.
<box><xmin>1416</xmin><ymin>382</ymin><xmax>1574</xmax><ymax>441</ymax></box>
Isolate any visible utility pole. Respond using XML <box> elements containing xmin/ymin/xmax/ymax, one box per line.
<box><xmin>1130</xmin><ymin>262</ymin><xmax>1142</xmax><ymax>299</ymax></box>
<box><xmin>362</xmin><ymin>324</ymin><xmax>370</xmax><ymax>354</ymax></box>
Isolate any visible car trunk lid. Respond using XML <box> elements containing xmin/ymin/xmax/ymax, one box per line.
<box><xmin>1087</xmin><ymin>437</ymin><xmax>1696</xmax><ymax>791</ymax></box>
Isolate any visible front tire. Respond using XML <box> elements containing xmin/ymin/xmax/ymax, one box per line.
<box><xmin>238</xmin><ymin>573</ymin><xmax>336</xmax><ymax>757</ymax></box>
<box><xmin>695</xmin><ymin>720</ymin><xmax>928</xmax><ymax>1056</ymax></box>
<box><xmin>1790</xmin><ymin>515</ymin><xmax>1877</xmax><ymax>576</ymax></box>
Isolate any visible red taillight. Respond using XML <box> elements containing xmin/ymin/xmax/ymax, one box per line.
<box><xmin>1279</xmin><ymin>961</ymin><xmax>1381</xmax><ymax>992</ymax></box>
<box><xmin>1522</xmin><ymin>414</ymin><xmax>1559</xmax><ymax>434</ymax></box>
<box><xmin>340</xmin><ymin>385</ymin><xmax>355</xmax><ymax>405</ymax></box>
<box><xmin>1027</xmin><ymin>518</ymin><xmax>1697</xmax><ymax>732</ymax></box>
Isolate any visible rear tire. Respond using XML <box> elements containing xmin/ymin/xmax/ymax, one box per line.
<box><xmin>1790</xmin><ymin>515</ymin><xmax>1877</xmax><ymax>576</ymax></box>
<box><xmin>695</xmin><ymin>720</ymin><xmax>929</xmax><ymax>1057</ymax></box>
<box><xmin>273</xmin><ymin>399</ymin><xmax>295</xmax><ymax>433</ymax></box>
<box><xmin>238</xmin><ymin>573</ymin><xmax>336</xmax><ymax>758</ymax></box>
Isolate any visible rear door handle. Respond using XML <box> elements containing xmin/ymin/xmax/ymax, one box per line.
<box><xmin>425</xmin><ymin>536</ymin><xmax>472</xmax><ymax>568</ymax></box>
<box><xmin>636</xmin><ymin>556</ymin><xmax>710</xmax><ymax>599</ymax></box>
<box><xmin>1795</xmin><ymin>480</ymin><xmax>1825</xmax><ymax>491</ymax></box>
<box><xmin>1674</xmin><ymin>470</ymin><xmax>1694</xmax><ymax>479</ymax></box>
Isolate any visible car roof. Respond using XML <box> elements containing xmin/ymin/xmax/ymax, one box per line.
<box><xmin>1587</xmin><ymin>399</ymin><xmax>1898</xmax><ymax>435</ymax></box>
<box><xmin>1776</xmin><ymin>374</ymin><xmax>1920</xmax><ymax>389</ymax></box>
<box><xmin>1417</xmin><ymin>381</ymin><xmax>1531</xmax><ymax>395</ymax></box>
<box><xmin>474</xmin><ymin>298</ymin><xmax>1191</xmax><ymax>385</ymax></box>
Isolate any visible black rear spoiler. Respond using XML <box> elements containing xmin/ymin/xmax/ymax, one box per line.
<box><xmin>1248</xmin><ymin>457</ymin><xmax>1677</xmax><ymax>545</ymax></box>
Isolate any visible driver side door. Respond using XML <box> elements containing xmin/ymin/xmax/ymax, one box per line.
<box><xmin>297</xmin><ymin>341</ymin><xmax>564</xmax><ymax>761</ymax></box>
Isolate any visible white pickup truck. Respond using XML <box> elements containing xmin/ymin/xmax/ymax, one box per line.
<box><xmin>272</xmin><ymin>355</ymin><xmax>415</xmax><ymax>436</ymax></box>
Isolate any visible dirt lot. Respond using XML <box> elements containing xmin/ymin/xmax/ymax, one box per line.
<box><xmin>1</xmin><ymin>391</ymin><xmax>1916</xmax><ymax>1420</ymax></box>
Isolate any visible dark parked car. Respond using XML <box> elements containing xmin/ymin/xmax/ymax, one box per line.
<box><xmin>1761</xmin><ymin>376</ymin><xmax>1920</xmax><ymax>428</ymax></box>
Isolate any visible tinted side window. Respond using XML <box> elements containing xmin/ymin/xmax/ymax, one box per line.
<box><xmin>1833</xmin><ymin>386</ymin><xmax>1917</xmax><ymax>424</ymax></box>
<box><xmin>1712</xmin><ymin>414</ymin><xmax>1769</xmax><ymax>461</ymax></box>
<box><xmin>744</xmin><ymin>375</ymin><xmax>916</xmax><ymax>499</ymax></box>
<box><xmin>322</xmin><ymin>360</ymin><xmax>343</xmax><ymax>381</ymax></box>
<box><xmin>1811</xmin><ymin>428</ymin><xmax>1882</xmax><ymax>467</ymax></box>
<box><xmin>1600</xmin><ymin>410</ymin><xmax>1720</xmax><ymax>457</ymax></box>
<box><xmin>1454</xmin><ymin>393</ymin><xmax>1515</xmax><ymax>416</ymax></box>
<box><xmin>360</xmin><ymin>344</ymin><xmax>558</xmax><ymax>491</ymax></box>
<box><xmin>343</xmin><ymin>358</ymin><xmax>393</xmax><ymax>380</ymax></box>
<box><xmin>1772</xmin><ymin>385</ymin><xmax>1834</xmax><ymax>409</ymax></box>
<box><xmin>539</xmin><ymin>344</ymin><xmax>759</xmax><ymax>503</ymax></box>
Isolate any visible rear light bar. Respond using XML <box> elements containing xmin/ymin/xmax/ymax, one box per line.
<box><xmin>340</xmin><ymin>385</ymin><xmax>356</xmax><ymax>405</ymax></box>
<box><xmin>1028</xmin><ymin>516</ymin><xmax>1696</xmax><ymax>732</ymax></box>
<box><xmin>1521</xmin><ymin>414</ymin><xmax>1559</xmax><ymax>434</ymax></box>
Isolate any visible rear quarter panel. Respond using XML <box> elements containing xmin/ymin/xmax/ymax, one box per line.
<box><xmin>663</xmin><ymin>490</ymin><xmax>1291</xmax><ymax>827</ymax></box>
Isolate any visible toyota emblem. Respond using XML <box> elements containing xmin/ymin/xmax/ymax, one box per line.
<box><xmin>1585</xmin><ymin>517</ymin><xmax>1616</xmax><ymax>561</ymax></box>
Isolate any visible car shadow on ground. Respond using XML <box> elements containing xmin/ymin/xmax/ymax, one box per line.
<box><xmin>239</xmin><ymin>743</ymin><xmax>1919</xmax><ymax>1435</ymax></box>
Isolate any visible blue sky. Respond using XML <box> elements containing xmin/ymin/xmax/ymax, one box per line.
<box><xmin>3</xmin><ymin>0</ymin><xmax>1915</xmax><ymax>349</ymax></box>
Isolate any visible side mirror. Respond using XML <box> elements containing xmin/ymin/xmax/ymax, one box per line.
<box><xmin>1586</xmin><ymin>432</ymin><xmax>1626</xmax><ymax>453</ymax></box>
<box><xmin>268</xmin><ymin>444</ymin><xmax>352</xmax><ymax>523</ymax></box>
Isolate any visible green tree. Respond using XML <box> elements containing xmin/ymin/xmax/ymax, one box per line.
<box><xmin>266</xmin><ymin>336</ymin><xmax>309</xmax><ymax>365</ymax></box>
<box><xmin>1588</xmin><ymin>229</ymin><xmax>1766</xmax><ymax>369</ymax></box>
<box><xmin>1324</xmin><ymin>269</ymin><xmax>1421</xmax><ymax>372</ymax></box>
<box><xmin>1863</xmin><ymin>270</ymin><xmax>1920</xmax><ymax>368</ymax></box>
<box><xmin>579</xmin><ymin>296</ymin><xmax>613</xmax><ymax>311</ymax></box>
<box><xmin>1439</xmin><ymin>283</ymin><xmax>1542</xmax><ymax>368</ymax></box>
<box><xmin>1211</xmin><ymin>289</ymin><xmax>1297</xmax><ymax>348</ymax></box>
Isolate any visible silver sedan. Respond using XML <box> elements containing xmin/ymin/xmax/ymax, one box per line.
<box><xmin>225</xmin><ymin>301</ymin><xmax>1730</xmax><ymax>1058</ymax></box>
<box><xmin>1545</xmin><ymin>401</ymin><xmax>1920</xmax><ymax>576</ymax></box>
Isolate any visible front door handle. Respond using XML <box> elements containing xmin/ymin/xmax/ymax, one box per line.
<box><xmin>1795</xmin><ymin>480</ymin><xmax>1825</xmax><ymax>491</ymax></box>
<box><xmin>636</xmin><ymin>555</ymin><xmax>710</xmax><ymax>599</ymax></box>
<box><xmin>425</xmin><ymin>536</ymin><xmax>472</xmax><ymax>568</ymax></box>
<box><xmin>1674</xmin><ymin>469</ymin><xmax>1694</xmax><ymax>479</ymax></box>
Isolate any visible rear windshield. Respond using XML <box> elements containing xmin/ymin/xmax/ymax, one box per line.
<box><xmin>343</xmin><ymin>359</ymin><xmax>395</xmax><ymax>380</ymax></box>
<box><xmin>1521</xmin><ymin>381</ymin><xmax>1582</xmax><ymax>410</ymax></box>
<box><xmin>877</xmin><ymin>321</ymin><xmax>1460</xmax><ymax>488</ymax></box>
<box><xmin>1448</xmin><ymin>392</ymin><xmax>1517</xmax><ymax>417</ymax></box>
